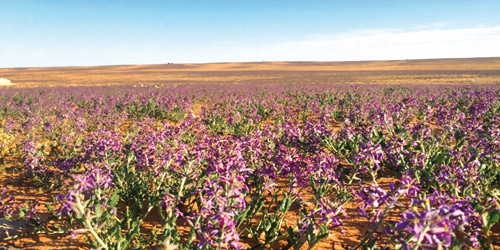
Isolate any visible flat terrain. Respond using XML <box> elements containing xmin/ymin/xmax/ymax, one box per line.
<box><xmin>2</xmin><ymin>58</ymin><xmax>500</xmax><ymax>249</ymax></box>
<box><xmin>1</xmin><ymin>57</ymin><xmax>500</xmax><ymax>87</ymax></box>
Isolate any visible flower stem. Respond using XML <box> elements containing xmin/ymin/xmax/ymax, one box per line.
<box><xmin>75</xmin><ymin>194</ymin><xmax>108</xmax><ymax>249</ymax></box>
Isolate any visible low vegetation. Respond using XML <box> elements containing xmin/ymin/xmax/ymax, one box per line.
<box><xmin>1</xmin><ymin>83</ymin><xmax>499</xmax><ymax>249</ymax></box>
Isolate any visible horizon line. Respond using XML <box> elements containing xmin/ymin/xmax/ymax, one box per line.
<box><xmin>2</xmin><ymin>56</ymin><xmax>500</xmax><ymax>70</ymax></box>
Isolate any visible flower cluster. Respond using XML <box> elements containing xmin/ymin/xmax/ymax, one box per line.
<box><xmin>1</xmin><ymin>84</ymin><xmax>499</xmax><ymax>249</ymax></box>
<box><xmin>388</xmin><ymin>193</ymin><xmax>482</xmax><ymax>249</ymax></box>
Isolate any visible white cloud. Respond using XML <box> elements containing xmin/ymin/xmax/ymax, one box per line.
<box><xmin>245</xmin><ymin>26</ymin><xmax>500</xmax><ymax>62</ymax></box>
<box><xmin>2</xmin><ymin>25</ymin><xmax>500</xmax><ymax>67</ymax></box>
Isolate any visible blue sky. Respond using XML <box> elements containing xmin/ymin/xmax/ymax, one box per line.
<box><xmin>1</xmin><ymin>0</ymin><xmax>500</xmax><ymax>67</ymax></box>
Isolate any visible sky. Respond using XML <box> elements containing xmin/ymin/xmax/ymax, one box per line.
<box><xmin>1</xmin><ymin>0</ymin><xmax>500</xmax><ymax>67</ymax></box>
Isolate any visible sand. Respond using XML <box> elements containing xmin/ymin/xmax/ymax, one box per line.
<box><xmin>0</xmin><ymin>57</ymin><xmax>499</xmax><ymax>87</ymax></box>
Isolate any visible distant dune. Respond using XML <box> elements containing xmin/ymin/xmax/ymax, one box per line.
<box><xmin>1</xmin><ymin>57</ymin><xmax>500</xmax><ymax>87</ymax></box>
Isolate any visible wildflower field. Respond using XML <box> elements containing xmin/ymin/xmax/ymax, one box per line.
<box><xmin>1</xmin><ymin>83</ymin><xmax>500</xmax><ymax>249</ymax></box>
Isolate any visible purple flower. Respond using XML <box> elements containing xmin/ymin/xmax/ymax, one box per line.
<box><xmin>389</xmin><ymin>193</ymin><xmax>481</xmax><ymax>249</ymax></box>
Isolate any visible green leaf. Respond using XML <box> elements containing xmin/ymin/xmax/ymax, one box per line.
<box><xmin>109</xmin><ymin>191</ymin><xmax>120</xmax><ymax>206</ymax></box>
<box><xmin>19</xmin><ymin>205</ymin><xmax>27</xmax><ymax>218</ymax></box>
<box><xmin>95</xmin><ymin>203</ymin><xmax>102</xmax><ymax>218</ymax></box>
<box><xmin>488</xmin><ymin>209</ymin><xmax>500</xmax><ymax>228</ymax></box>
<box><xmin>45</xmin><ymin>202</ymin><xmax>54</xmax><ymax>214</ymax></box>
<box><xmin>255</xmin><ymin>199</ymin><xmax>265</xmax><ymax>214</ymax></box>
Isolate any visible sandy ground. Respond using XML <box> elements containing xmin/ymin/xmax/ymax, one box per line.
<box><xmin>0</xmin><ymin>57</ymin><xmax>500</xmax><ymax>87</ymax></box>
<box><xmin>1</xmin><ymin>58</ymin><xmax>500</xmax><ymax>248</ymax></box>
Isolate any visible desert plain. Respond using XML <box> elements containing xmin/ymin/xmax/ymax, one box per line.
<box><xmin>1</xmin><ymin>57</ymin><xmax>500</xmax><ymax>249</ymax></box>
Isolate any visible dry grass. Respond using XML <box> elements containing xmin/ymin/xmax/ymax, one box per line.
<box><xmin>1</xmin><ymin>57</ymin><xmax>500</xmax><ymax>88</ymax></box>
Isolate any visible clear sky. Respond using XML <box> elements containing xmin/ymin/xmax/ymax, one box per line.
<box><xmin>1</xmin><ymin>0</ymin><xmax>500</xmax><ymax>67</ymax></box>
